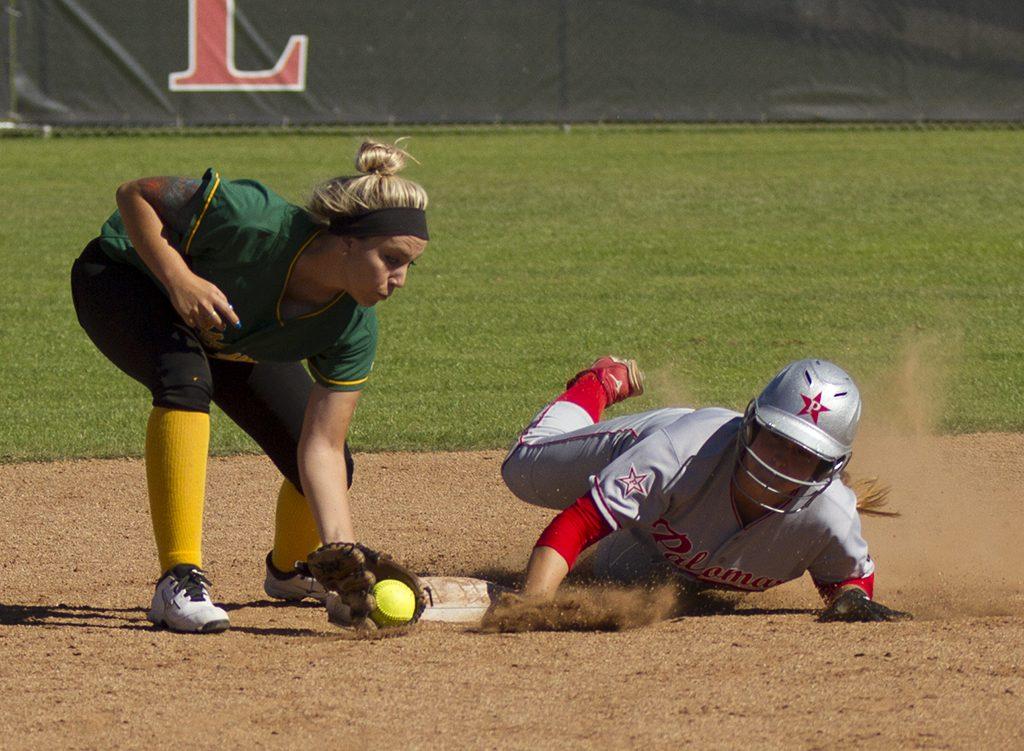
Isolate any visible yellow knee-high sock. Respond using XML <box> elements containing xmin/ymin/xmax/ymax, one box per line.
<box><xmin>145</xmin><ymin>407</ymin><xmax>209</xmax><ymax>574</ymax></box>
<box><xmin>271</xmin><ymin>480</ymin><xmax>321</xmax><ymax>572</ymax></box>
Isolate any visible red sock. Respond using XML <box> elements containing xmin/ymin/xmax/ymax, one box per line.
<box><xmin>556</xmin><ymin>372</ymin><xmax>607</xmax><ymax>422</ymax></box>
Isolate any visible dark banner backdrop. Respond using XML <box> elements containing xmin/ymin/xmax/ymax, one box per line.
<box><xmin>4</xmin><ymin>0</ymin><xmax>1024</xmax><ymax>126</ymax></box>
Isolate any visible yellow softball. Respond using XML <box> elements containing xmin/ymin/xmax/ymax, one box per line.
<box><xmin>370</xmin><ymin>579</ymin><xmax>416</xmax><ymax>628</ymax></box>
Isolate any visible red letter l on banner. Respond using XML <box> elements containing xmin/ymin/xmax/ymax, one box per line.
<box><xmin>169</xmin><ymin>0</ymin><xmax>307</xmax><ymax>91</ymax></box>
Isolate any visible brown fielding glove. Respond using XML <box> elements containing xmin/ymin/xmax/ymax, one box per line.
<box><xmin>817</xmin><ymin>588</ymin><xmax>912</xmax><ymax>623</ymax></box>
<box><xmin>308</xmin><ymin>543</ymin><xmax>427</xmax><ymax>629</ymax></box>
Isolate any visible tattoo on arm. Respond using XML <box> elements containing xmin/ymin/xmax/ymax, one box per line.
<box><xmin>137</xmin><ymin>177</ymin><xmax>203</xmax><ymax>237</ymax></box>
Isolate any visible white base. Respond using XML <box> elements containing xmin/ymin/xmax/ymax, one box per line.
<box><xmin>419</xmin><ymin>576</ymin><xmax>508</xmax><ymax>624</ymax></box>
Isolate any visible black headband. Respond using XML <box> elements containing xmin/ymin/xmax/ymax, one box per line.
<box><xmin>328</xmin><ymin>208</ymin><xmax>429</xmax><ymax>241</ymax></box>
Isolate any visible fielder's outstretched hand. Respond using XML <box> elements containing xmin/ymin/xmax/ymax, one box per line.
<box><xmin>309</xmin><ymin>542</ymin><xmax>428</xmax><ymax>630</ymax></box>
<box><xmin>818</xmin><ymin>588</ymin><xmax>912</xmax><ymax>623</ymax></box>
<box><xmin>307</xmin><ymin>543</ymin><xmax>377</xmax><ymax>628</ymax></box>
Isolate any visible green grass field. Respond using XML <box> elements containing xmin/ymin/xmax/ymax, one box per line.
<box><xmin>1</xmin><ymin>126</ymin><xmax>1022</xmax><ymax>461</ymax></box>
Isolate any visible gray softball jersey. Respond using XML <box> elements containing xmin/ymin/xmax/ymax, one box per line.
<box><xmin>503</xmin><ymin>401</ymin><xmax>873</xmax><ymax>592</ymax></box>
<box><xmin>589</xmin><ymin>407</ymin><xmax>873</xmax><ymax>591</ymax></box>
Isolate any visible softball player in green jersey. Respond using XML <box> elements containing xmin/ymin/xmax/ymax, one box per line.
<box><xmin>70</xmin><ymin>141</ymin><xmax>429</xmax><ymax>633</ymax></box>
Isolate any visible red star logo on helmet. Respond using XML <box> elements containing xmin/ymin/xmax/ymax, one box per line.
<box><xmin>798</xmin><ymin>392</ymin><xmax>830</xmax><ymax>424</ymax></box>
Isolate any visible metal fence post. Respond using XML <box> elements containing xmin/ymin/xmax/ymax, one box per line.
<box><xmin>6</xmin><ymin>0</ymin><xmax>17</xmax><ymax>120</ymax></box>
<box><xmin>558</xmin><ymin>0</ymin><xmax>568</xmax><ymax>120</ymax></box>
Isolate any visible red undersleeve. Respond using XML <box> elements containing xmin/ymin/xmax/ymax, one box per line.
<box><xmin>535</xmin><ymin>493</ymin><xmax>613</xmax><ymax>569</ymax></box>
<box><xmin>555</xmin><ymin>372</ymin><xmax>607</xmax><ymax>422</ymax></box>
<box><xmin>814</xmin><ymin>572</ymin><xmax>875</xmax><ymax>603</ymax></box>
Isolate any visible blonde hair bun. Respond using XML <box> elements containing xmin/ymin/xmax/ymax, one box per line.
<box><xmin>355</xmin><ymin>140</ymin><xmax>408</xmax><ymax>177</ymax></box>
<box><xmin>306</xmin><ymin>139</ymin><xmax>428</xmax><ymax>223</ymax></box>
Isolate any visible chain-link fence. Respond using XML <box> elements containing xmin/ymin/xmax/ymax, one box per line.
<box><xmin>5</xmin><ymin>1</ymin><xmax>1024</xmax><ymax>129</ymax></box>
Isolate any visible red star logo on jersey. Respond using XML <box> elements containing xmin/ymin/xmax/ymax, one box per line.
<box><xmin>798</xmin><ymin>392</ymin><xmax>830</xmax><ymax>424</ymax></box>
<box><xmin>615</xmin><ymin>464</ymin><xmax>650</xmax><ymax>498</ymax></box>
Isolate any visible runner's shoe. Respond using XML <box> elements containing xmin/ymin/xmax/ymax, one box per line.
<box><xmin>263</xmin><ymin>552</ymin><xmax>328</xmax><ymax>603</ymax></box>
<box><xmin>567</xmin><ymin>356</ymin><xmax>645</xmax><ymax>406</ymax></box>
<box><xmin>147</xmin><ymin>564</ymin><xmax>230</xmax><ymax>633</ymax></box>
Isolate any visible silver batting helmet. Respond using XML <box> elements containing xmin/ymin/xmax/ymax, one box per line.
<box><xmin>735</xmin><ymin>358</ymin><xmax>861</xmax><ymax>514</ymax></box>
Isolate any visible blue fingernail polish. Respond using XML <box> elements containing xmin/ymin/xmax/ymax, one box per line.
<box><xmin>235</xmin><ymin>321</ymin><xmax>242</xmax><ymax>329</ymax></box>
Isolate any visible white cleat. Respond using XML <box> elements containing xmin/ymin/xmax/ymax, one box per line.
<box><xmin>147</xmin><ymin>564</ymin><xmax>230</xmax><ymax>633</ymax></box>
<box><xmin>263</xmin><ymin>552</ymin><xmax>328</xmax><ymax>603</ymax></box>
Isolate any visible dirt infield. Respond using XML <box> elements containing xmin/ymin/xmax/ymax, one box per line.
<box><xmin>1</xmin><ymin>435</ymin><xmax>1022</xmax><ymax>750</ymax></box>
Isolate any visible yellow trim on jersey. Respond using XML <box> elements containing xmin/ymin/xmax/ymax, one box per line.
<box><xmin>308</xmin><ymin>359</ymin><xmax>371</xmax><ymax>388</ymax></box>
<box><xmin>275</xmin><ymin>229</ymin><xmax>349</xmax><ymax>324</ymax></box>
<box><xmin>182</xmin><ymin>172</ymin><xmax>221</xmax><ymax>255</ymax></box>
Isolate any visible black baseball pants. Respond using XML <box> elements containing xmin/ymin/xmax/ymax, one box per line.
<box><xmin>70</xmin><ymin>239</ymin><xmax>354</xmax><ymax>491</ymax></box>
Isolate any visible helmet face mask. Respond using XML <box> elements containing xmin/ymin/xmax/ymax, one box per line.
<box><xmin>732</xmin><ymin>359</ymin><xmax>860</xmax><ymax>516</ymax></box>
<box><xmin>733</xmin><ymin>411</ymin><xmax>848</xmax><ymax>514</ymax></box>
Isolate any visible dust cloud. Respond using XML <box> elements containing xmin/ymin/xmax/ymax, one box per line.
<box><xmin>852</xmin><ymin>340</ymin><xmax>1023</xmax><ymax>617</ymax></box>
<box><xmin>479</xmin><ymin>584</ymin><xmax>681</xmax><ymax>633</ymax></box>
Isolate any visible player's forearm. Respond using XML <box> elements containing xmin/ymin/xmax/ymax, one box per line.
<box><xmin>522</xmin><ymin>546</ymin><xmax>570</xmax><ymax>599</ymax></box>
<box><xmin>115</xmin><ymin>182</ymin><xmax>193</xmax><ymax>289</ymax></box>
<box><xmin>521</xmin><ymin>494</ymin><xmax>612</xmax><ymax>600</ymax></box>
<box><xmin>297</xmin><ymin>438</ymin><xmax>356</xmax><ymax>544</ymax></box>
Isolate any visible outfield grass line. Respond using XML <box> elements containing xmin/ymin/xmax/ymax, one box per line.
<box><xmin>2</xmin><ymin>128</ymin><xmax>1022</xmax><ymax>460</ymax></box>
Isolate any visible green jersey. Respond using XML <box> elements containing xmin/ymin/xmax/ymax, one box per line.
<box><xmin>96</xmin><ymin>169</ymin><xmax>376</xmax><ymax>391</ymax></box>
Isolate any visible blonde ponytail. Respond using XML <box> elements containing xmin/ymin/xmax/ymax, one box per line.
<box><xmin>841</xmin><ymin>471</ymin><xmax>900</xmax><ymax>517</ymax></box>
